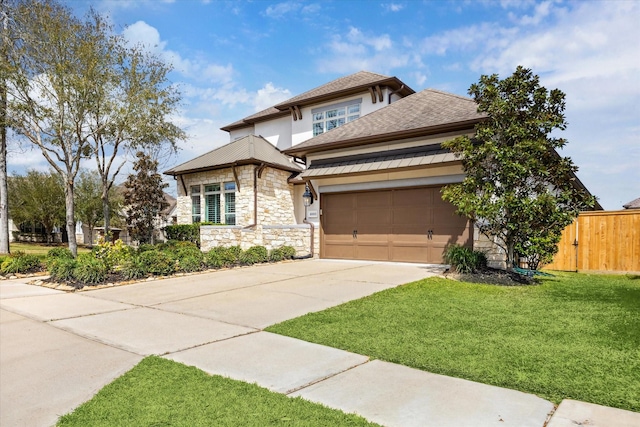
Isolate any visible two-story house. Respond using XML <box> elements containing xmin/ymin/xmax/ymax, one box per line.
<box><xmin>164</xmin><ymin>70</ymin><xmax>592</xmax><ymax>265</ymax></box>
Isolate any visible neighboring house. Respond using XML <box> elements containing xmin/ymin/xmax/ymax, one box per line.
<box><xmin>623</xmin><ymin>197</ymin><xmax>640</xmax><ymax>209</ymax></box>
<box><xmin>165</xmin><ymin>71</ymin><xmax>597</xmax><ymax>266</ymax></box>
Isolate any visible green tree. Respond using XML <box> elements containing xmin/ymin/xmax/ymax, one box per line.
<box><xmin>8</xmin><ymin>170</ymin><xmax>65</xmax><ymax>243</ymax></box>
<box><xmin>75</xmin><ymin>169</ymin><xmax>122</xmax><ymax>245</ymax></box>
<box><xmin>123</xmin><ymin>151</ymin><xmax>168</xmax><ymax>245</ymax></box>
<box><xmin>442</xmin><ymin>66</ymin><xmax>595</xmax><ymax>270</ymax></box>
<box><xmin>86</xmin><ymin>29</ymin><xmax>183</xmax><ymax>240</ymax></box>
<box><xmin>3</xmin><ymin>0</ymin><xmax>113</xmax><ymax>256</ymax></box>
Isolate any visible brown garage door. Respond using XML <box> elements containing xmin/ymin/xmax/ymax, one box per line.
<box><xmin>321</xmin><ymin>187</ymin><xmax>471</xmax><ymax>263</ymax></box>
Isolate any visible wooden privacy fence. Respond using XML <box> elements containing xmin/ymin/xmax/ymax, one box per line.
<box><xmin>546</xmin><ymin>210</ymin><xmax>640</xmax><ymax>273</ymax></box>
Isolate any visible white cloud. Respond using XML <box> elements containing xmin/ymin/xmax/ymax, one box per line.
<box><xmin>253</xmin><ymin>83</ymin><xmax>292</xmax><ymax>112</ymax></box>
<box><xmin>383</xmin><ymin>3</ymin><xmax>404</xmax><ymax>12</ymax></box>
<box><xmin>264</xmin><ymin>2</ymin><xmax>320</xmax><ymax>18</ymax></box>
<box><xmin>317</xmin><ymin>27</ymin><xmax>412</xmax><ymax>74</ymax></box>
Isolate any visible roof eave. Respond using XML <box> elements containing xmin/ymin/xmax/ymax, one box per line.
<box><xmin>164</xmin><ymin>159</ymin><xmax>301</xmax><ymax>177</ymax></box>
<box><xmin>283</xmin><ymin>118</ymin><xmax>484</xmax><ymax>157</ymax></box>
<box><xmin>274</xmin><ymin>77</ymin><xmax>415</xmax><ymax>111</ymax></box>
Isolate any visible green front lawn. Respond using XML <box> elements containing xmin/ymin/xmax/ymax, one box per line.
<box><xmin>9</xmin><ymin>242</ymin><xmax>90</xmax><ymax>258</ymax></box>
<box><xmin>58</xmin><ymin>357</ymin><xmax>380</xmax><ymax>427</ymax></box>
<box><xmin>267</xmin><ymin>273</ymin><xmax>640</xmax><ymax>412</ymax></box>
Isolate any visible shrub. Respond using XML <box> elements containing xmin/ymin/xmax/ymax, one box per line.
<box><xmin>0</xmin><ymin>252</ymin><xmax>42</xmax><ymax>275</ymax></box>
<box><xmin>48</xmin><ymin>257</ymin><xmax>78</xmax><ymax>282</ymax></box>
<box><xmin>281</xmin><ymin>245</ymin><xmax>296</xmax><ymax>259</ymax></box>
<box><xmin>73</xmin><ymin>254</ymin><xmax>108</xmax><ymax>284</ymax></box>
<box><xmin>137</xmin><ymin>243</ymin><xmax>157</xmax><ymax>253</ymax></box>
<box><xmin>92</xmin><ymin>239</ymin><xmax>134</xmax><ymax>271</ymax></box>
<box><xmin>46</xmin><ymin>247</ymin><xmax>73</xmax><ymax>261</ymax></box>
<box><xmin>239</xmin><ymin>246</ymin><xmax>268</xmax><ymax>266</ymax></box>
<box><xmin>139</xmin><ymin>250</ymin><xmax>176</xmax><ymax>276</ymax></box>
<box><xmin>443</xmin><ymin>244</ymin><xmax>487</xmax><ymax>274</ymax></box>
<box><xmin>205</xmin><ymin>246</ymin><xmax>237</xmax><ymax>269</ymax></box>
<box><xmin>269</xmin><ymin>247</ymin><xmax>286</xmax><ymax>262</ymax></box>
<box><xmin>164</xmin><ymin>224</ymin><xmax>202</xmax><ymax>247</ymax></box>
<box><xmin>176</xmin><ymin>249</ymin><xmax>204</xmax><ymax>272</ymax></box>
<box><xmin>228</xmin><ymin>245</ymin><xmax>242</xmax><ymax>261</ymax></box>
<box><xmin>121</xmin><ymin>256</ymin><xmax>148</xmax><ymax>280</ymax></box>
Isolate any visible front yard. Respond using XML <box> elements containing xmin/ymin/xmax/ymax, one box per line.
<box><xmin>267</xmin><ymin>272</ymin><xmax>640</xmax><ymax>412</ymax></box>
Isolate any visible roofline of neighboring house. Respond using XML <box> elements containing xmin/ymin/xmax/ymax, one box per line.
<box><xmin>221</xmin><ymin>76</ymin><xmax>414</xmax><ymax>133</ymax></box>
<box><xmin>163</xmin><ymin>159</ymin><xmax>301</xmax><ymax>177</ymax></box>
<box><xmin>283</xmin><ymin>118</ymin><xmax>482</xmax><ymax>158</ymax></box>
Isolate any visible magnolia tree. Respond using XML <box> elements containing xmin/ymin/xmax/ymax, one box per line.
<box><xmin>442</xmin><ymin>66</ymin><xmax>596</xmax><ymax>270</ymax></box>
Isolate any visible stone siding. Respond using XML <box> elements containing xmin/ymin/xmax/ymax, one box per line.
<box><xmin>473</xmin><ymin>226</ymin><xmax>507</xmax><ymax>269</ymax></box>
<box><xmin>200</xmin><ymin>224</ymin><xmax>311</xmax><ymax>256</ymax></box>
<box><xmin>175</xmin><ymin>165</ymin><xmax>296</xmax><ymax>227</ymax></box>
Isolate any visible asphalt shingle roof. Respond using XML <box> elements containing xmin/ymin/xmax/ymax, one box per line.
<box><xmin>221</xmin><ymin>71</ymin><xmax>413</xmax><ymax>131</ymax></box>
<box><xmin>623</xmin><ymin>197</ymin><xmax>640</xmax><ymax>209</ymax></box>
<box><xmin>285</xmin><ymin>89</ymin><xmax>486</xmax><ymax>156</ymax></box>
<box><xmin>164</xmin><ymin>135</ymin><xmax>302</xmax><ymax>176</ymax></box>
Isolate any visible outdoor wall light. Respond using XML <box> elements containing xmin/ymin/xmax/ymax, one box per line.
<box><xmin>302</xmin><ymin>185</ymin><xmax>313</xmax><ymax>207</ymax></box>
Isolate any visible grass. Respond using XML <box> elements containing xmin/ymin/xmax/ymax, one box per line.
<box><xmin>57</xmin><ymin>356</ymin><xmax>380</xmax><ymax>427</ymax></box>
<box><xmin>9</xmin><ymin>242</ymin><xmax>90</xmax><ymax>258</ymax></box>
<box><xmin>267</xmin><ymin>272</ymin><xmax>640</xmax><ymax>412</ymax></box>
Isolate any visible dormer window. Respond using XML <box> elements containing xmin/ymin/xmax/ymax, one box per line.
<box><xmin>312</xmin><ymin>99</ymin><xmax>361</xmax><ymax>136</ymax></box>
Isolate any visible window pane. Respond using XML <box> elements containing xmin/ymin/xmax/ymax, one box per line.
<box><xmin>327</xmin><ymin>119</ymin><xmax>338</xmax><ymax>130</ymax></box>
<box><xmin>224</xmin><ymin>182</ymin><xmax>236</xmax><ymax>191</ymax></box>
<box><xmin>348</xmin><ymin>104</ymin><xmax>360</xmax><ymax>114</ymax></box>
<box><xmin>190</xmin><ymin>185</ymin><xmax>200</xmax><ymax>195</ymax></box>
<box><xmin>313</xmin><ymin>122</ymin><xmax>324</xmax><ymax>136</ymax></box>
<box><xmin>337</xmin><ymin>108</ymin><xmax>345</xmax><ymax>116</ymax></box>
<box><xmin>326</xmin><ymin>109</ymin><xmax>337</xmax><ymax>118</ymax></box>
<box><xmin>313</xmin><ymin>112</ymin><xmax>323</xmax><ymax>121</ymax></box>
<box><xmin>205</xmin><ymin>194</ymin><xmax>220</xmax><ymax>223</ymax></box>
<box><xmin>347</xmin><ymin>114</ymin><xmax>359</xmax><ymax>122</ymax></box>
<box><xmin>225</xmin><ymin>193</ymin><xmax>236</xmax><ymax>225</ymax></box>
<box><xmin>204</xmin><ymin>183</ymin><xmax>220</xmax><ymax>193</ymax></box>
<box><xmin>337</xmin><ymin>118</ymin><xmax>345</xmax><ymax>126</ymax></box>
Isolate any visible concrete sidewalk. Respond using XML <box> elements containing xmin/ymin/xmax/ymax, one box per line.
<box><xmin>1</xmin><ymin>259</ymin><xmax>637</xmax><ymax>427</ymax></box>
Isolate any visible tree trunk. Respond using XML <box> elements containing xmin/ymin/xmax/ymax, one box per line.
<box><xmin>102</xmin><ymin>189</ymin><xmax>110</xmax><ymax>242</ymax></box>
<box><xmin>64</xmin><ymin>179</ymin><xmax>78</xmax><ymax>257</ymax></box>
<box><xmin>0</xmin><ymin>5</ymin><xmax>9</xmax><ymax>255</ymax></box>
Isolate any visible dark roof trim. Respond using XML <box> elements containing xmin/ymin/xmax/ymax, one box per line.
<box><xmin>283</xmin><ymin>119</ymin><xmax>482</xmax><ymax>157</ymax></box>
<box><xmin>164</xmin><ymin>159</ymin><xmax>300</xmax><ymax>177</ymax></box>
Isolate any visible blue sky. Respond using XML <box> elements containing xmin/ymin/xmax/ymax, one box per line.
<box><xmin>8</xmin><ymin>0</ymin><xmax>640</xmax><ymax>210</ymax></box>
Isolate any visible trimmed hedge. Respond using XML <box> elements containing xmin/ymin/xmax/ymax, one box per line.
<box><xmin>239</xmin><ymin>246</ymin><xmax>268</xmax><ymax>265</ymax></box>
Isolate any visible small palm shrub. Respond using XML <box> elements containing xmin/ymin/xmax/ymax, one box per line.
<box><xmin>139</xmin><ymin>250</ymin><xmax>176</xmax><ymax>276</ymax></box>
<box><xmin>48</xmin><ymin>257</ymin><xmax>78</xmax><ymax>282</ymax></box>
<box><xmin>443</xmin><ymin>244</ymin><xmax>487</xmax><ymax>274</ymax></box>
<box><xmin>239</xmin><ymin>246</ymin><xmax>268</xmax><ymax>265</ymax></box>
<box><xmin>121</xmin><ymin>255</ymin><xmax>148</xmax><ymax>280</ymax></box>
<box><xmin>73</xmin><ymin>254</ymin><xmax>108</xmax><ymax>284</ymax></box>
<box><xmin>228</xmin><ymin>245</ymin><xmax>242</xmax><ymax>262</ymax></box>
<box><xmin>0</xmin><ymin>251</ymin><xmax>42</xmax><ymax>274</ymax></box>
<box><xmin>269</xmin><ymin>247</ymin><xmax>286</xmax><ymax>262</ymax></box>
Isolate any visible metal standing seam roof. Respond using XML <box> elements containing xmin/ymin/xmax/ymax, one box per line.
<box><xmin>163</xmin><ymin>134</ymin><xmax>302</xmax><ymax>176</ymax></box>
<box><xmin>285</xmin><ymin>89</ymin><xmax>486</xmax><ymax>156</ymax></box>
<box><xmin>300</xmin><ymin>145</ymin><xmax>458</xmax><ymax>178</ymax></box>
<box><xmin>221</xmin><ymin>71</ymin><xmax>414</xmax><ymax>131</ymax></box>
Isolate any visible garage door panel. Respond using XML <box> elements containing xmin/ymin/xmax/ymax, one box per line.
<box><xmin>394</xmin><ymin>188</ymin><xmax>431</xmax><ymax>206</ymax></box>
<box><xmin>321</xmin><ymin>187</ymin><xmax>471</xmax><ymax>263</ymax></box>
<box><xmin>357</xmin><ymin>191</ymin><xmax>391</xmax><ymax>207</ymax></box>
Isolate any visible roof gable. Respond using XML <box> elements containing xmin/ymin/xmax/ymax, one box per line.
<box><xmin>623</xmin><ymin>197</ymin><xmax>640</xmax><ymax>209</ymax></box>
<box><xmin>285</xmin><ymin>89</ymin><xmax>486</xmax><ymax>156</ymax></box>
<box><xmin>221</xmin><ymin>71</ymin><xmax>414</xmax><ymax>132</ymax></box>
<box><xmin>164</xmin><ymin>135</ymin><xmax>302</xmax><ymax>176</ymax></box>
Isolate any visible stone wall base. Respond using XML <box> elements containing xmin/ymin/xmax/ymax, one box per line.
<box><xmin>201</xmin><ymin>224</ymin><xmax>312</xmax><ymax>256</ymax></box>
<box><xmin>473</xmin><ymin>226</ymin><xmax>507</xmax><ymax>270</ymax></box>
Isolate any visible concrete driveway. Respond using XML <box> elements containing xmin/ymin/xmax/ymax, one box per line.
<box><xmin>0</xmin><ymin>259</ymin><xmax>440</xmax><ymax>426</ymax></box>
<box><xmin>3</xmin><ymin>259</ymin><xmax>634</xmax><ymax>427</ymax></box>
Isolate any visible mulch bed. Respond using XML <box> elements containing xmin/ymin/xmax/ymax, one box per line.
<box><xmin>444</xmin><ymin>267</ymin><xmax>538</xmax><ymax>286</ymax></box>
